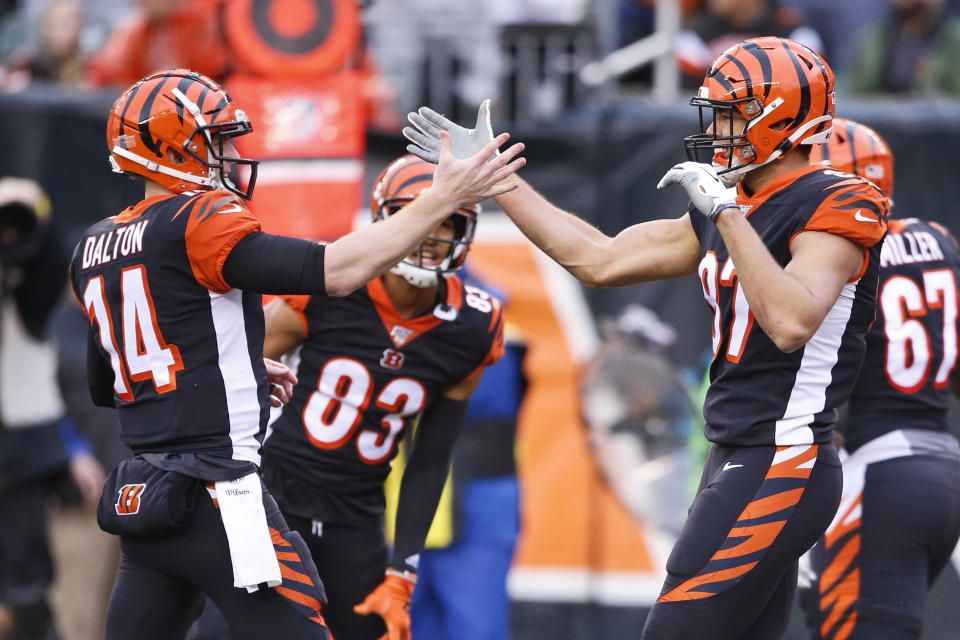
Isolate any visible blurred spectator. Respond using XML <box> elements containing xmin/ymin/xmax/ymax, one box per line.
<box><xmin>85</xmin><ymin>0</ymin><xmax>227</xmax><ymax>88</ymax></box>
<box><xmin>618</xmin><ymin>0</ymin><xmax>703</xmax><ymax>48</ymax></box>
<box><xmin>676</xmin><ymin>0</ymin><xmax>824</xmax><ymax>85</ymax></box>
<box><xmin>2</xmin><ymin>0</ymin><xmax>87</xmax><ymax>90</ymax></box>
<box><xmin>782</xmin><ymin>0</ymin><xmax>887</xmax><ymax>74</ymax></box>
<box><xmin>0</xmin><ymin>176</ymin><xmax>105</xmax><ymax>640</ymax></box>
<box><xmin>844</xmin><ymin>0</ymin><xmax>960</xmax><ymax>94</ymax></box>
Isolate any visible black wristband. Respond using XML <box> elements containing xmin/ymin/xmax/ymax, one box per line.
<box><xmin>709</xmin><ymin>203</ymin><xmax>739</xmax><ymax>224</ymax></box>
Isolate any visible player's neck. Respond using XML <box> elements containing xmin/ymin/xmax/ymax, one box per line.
<box><xmin>144</xmin><ymin>180</ymin><xmax>177</xmax><ymax>199</ymax></box>
<box><xmin>741</xmin><ymin>151</ymin><xmax>810</xmax><ymax>196</ymax></box>
<box><xmin>380</xmin><ymin>273</ymin><xmax>438</xmax><ymax>319</ymax></box>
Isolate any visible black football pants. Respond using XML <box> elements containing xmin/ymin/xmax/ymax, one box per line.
<box><xmin>798</xmin><ymin>454</ymin><xmax>960</xmax><ymax>639</ymax></box>
<box><xmin>641</xmin><ymin>442</ymin><xmax>842</xmax><ymax>640</ymax></box>
<box><xmin>190</xmin><ymin>513</ymin><xmax>389</xmax><ymax>640</ymax></box>
<box><xmin>106</xmin><ymin>489</ymin><xmax>330</xmax><ymax>640</ymax></box>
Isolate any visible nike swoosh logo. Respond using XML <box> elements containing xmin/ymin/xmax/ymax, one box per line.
<box><xmin>722</xmin><ymin>462</ymin><xmax>743</xmax><ymax>471</ymax></box>
<box><xmin>218</xmin><ymin>203</ymin><xmax>243</xmax><ymax>214</ymax></box>
<box><xmin>853</xmin><ymin>210</ymin><xmax>878</xmax><ymax>223</ymax></box>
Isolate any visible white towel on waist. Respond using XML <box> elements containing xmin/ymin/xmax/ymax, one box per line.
<box><xmin>214</xmin><ymin>473</ymin><xmax>282</xmax><ymax>592</ymax></box>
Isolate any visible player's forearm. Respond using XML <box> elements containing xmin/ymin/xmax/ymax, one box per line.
<box><xmin>389</xmin><ymin>396</ymin><xmax>468</xmax><ymax>572</ymax></box>
<box><xmin>494</xmin><ymin>177</ymin><xmax>614</xmax><ymax>286</ymax></box>
<box><xmin>715</xmin><ymin>209</ymin><xmax>823</xmax><ymax>351</ymax></box>
<box><xmin>324</xmin><ymin>186</ymin><xmax>457</xmax><ymax>296</ymax></box>
<box><xmin>390</xmin><ymin>456</ymin><xmax>452</xmax><ymax>573</ymax></box>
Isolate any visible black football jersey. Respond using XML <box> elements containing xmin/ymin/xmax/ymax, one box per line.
<box><xmin>261</xmin><ymin>275</ymin><xmax>504</xmax><ymax>523</ymax></box>
<box><xmin>844</xmin><ymin>218</ymin><xmax>960</xmax><ymax>452</ymax></box>
<box><xmin>69</xmin><ymin>190</ymin><xmax>270</xmax><ymax>469</ymax></box>
<box><xmin>688</xmin><ymin>165</ymin><xmax>889</xmax><ymax>446</ymax></box>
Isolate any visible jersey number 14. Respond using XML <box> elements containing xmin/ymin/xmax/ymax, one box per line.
<box><xmin>83</xmin><ymin>266</ymin><xmax>184</xmax><ymax>401</ymax></box>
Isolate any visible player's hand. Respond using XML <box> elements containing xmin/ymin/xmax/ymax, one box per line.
<box><xmin>353</xmin><ymin>573</ymin><xmax>416</xmax><ymax>640</ymax></box>
<box><xmin>657</xmin><ymin>161</ymin><xmax>739</xmax><ymax>222</ymax></box>
<box><xmin>70</xmin><ymin>451</ymin><xmax>106</xmax><ymax>509</ymax></box>
<box><xmin>429</xmin><ymin>130</ymin><xmax>525</xmax><ymax>210</ymax></box>
<box><xmin>404</xmin><ymin>99</ymin><xmax>498</xmax><ymax>163</ymax></box>
<box><xmin>264</xmin><ymin>357</ymin><xmax>297</xmax><ymax>407</ymax></box>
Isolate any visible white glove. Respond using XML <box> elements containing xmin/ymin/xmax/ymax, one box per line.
<box><xmin>403</xmin><ymin>99</ymin><xmax>499</xmax><ymax>163</ymax></box>
<box><xmin>657</xmin><ymin>161</ymin><xmax>739</xmax><ymax>222</ymax></box>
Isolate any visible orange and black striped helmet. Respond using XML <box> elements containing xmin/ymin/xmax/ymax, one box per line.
<box><xmin>685</xmin><ymin>37</ymin><xmax>836</xmax><ymax>182</ymax></box>
<box><xmin>107</xmin><ymin>69</ymin><xmax>258</xmax><ymax>199</ymax></box>
<box><xmin>810</xmin><ymin>117</ymin><xmax>893</xmax><ymax>200</ymax></box>
<box><xmin>370</xmin><ymin>155</ymin><xmax>478</xmax><ymax>287</ymax></box>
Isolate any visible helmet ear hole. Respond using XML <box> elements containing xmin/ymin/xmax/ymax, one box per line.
<box><xmin>166</xmin><ymin>147</ymin><xmax>187</xmax><ymax>165</ymax></box>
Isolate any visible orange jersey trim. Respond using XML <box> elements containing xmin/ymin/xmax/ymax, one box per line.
<box><xmin>736</xmin><ymin>165</ymin><xmax>824</xmax><ymax>214</ymax></box>
<box><xmin>183</xmin><ymin>191</ymin><xmax>261</xmax><ymax>293</ymax></box>
<box><xmin>113</xmin><ymin>194</ymin><xmax>173</xmax><ymax>224</ymax></box>
<box><xmin>366</xmin><ymin>275</ymin><xmax>464</xmax><ymax>348</ymax></box>
<box><xmin>280</xmin><ymin>294</ymin><xmax>311</xmax><ymax>337</ymax></box>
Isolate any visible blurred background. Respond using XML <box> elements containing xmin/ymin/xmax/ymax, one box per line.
<box><xmin>1</xmin><ymin>0</ymin><xmax>959</xmax><ymax>638</ymax></box>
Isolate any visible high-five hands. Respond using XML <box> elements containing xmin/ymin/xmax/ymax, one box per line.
<box><xmin>354</xmin><ymin>572</ymin><xmax>416</xmax><ymax>640</ymax></box>
<box><xmin>657</xmin><ymin>162</ymin><xmax>739</xmax><ymax>222</ymax></box>
<box><xmin>428</xmin><ymin>128</ymin><xmax>524</xmax><ymax>210</ymax></box>
<box><xmin>404</xmin><ymin>99</ymin><xmax>497</xmax><ymax>163</ymax></box>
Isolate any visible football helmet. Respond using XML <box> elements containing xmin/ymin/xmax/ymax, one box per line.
<box><xmin>685</xmin><ymin>37</ymin><xmax>836</xmax><ymax>183</ymax></box>
<box><xmin>370</xmin><ymin>155</ymin><xmax>478</xmax><ymax>288</ymax></box>
<box><xmin>107</xmin><ymin>69</ymin><xmax>258</xmax><ymax>199</ymax></box>
<box><xmin>810</xmin><ymin>117</ymin><xmax>894</xmax><ymax>199</ymax></box>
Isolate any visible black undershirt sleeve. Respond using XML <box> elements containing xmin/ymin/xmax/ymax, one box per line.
<box><xmin>221</xmin><ymin>231</ymin><xmax>326</xmax><ymax>295</ymax></box>
<box><xmin>87</xmin><ymin>325</ymin><xmax>116</xmax><ymax>408</ymax></box>
<box><xmin>390</xmin><ymin>395</ymin><xmax>470</xmax><ymax>574</ymax></box>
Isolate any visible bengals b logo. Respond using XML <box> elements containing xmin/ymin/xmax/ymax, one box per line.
<box><xmin>115</xmin><ymin>483</ymin><xmax>146</xmax><ymax>515</ymax></box>
<box><xmin>380</xmin><ymin>349</ymin><xmax>405</xmax><ymax>370</ymax></box>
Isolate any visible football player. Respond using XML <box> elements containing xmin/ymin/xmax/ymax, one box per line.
<box><xmin>69</xmin><ymin>69</ymin><xmax>522</xmax><ymax>640</ymax></box>
<box><xmin>404</xmin><ymin>37</ymin><xmax>889</xmax><ymax>639</ymax></box>
<box><xmin>190</xmin><ymin>154</ymin><xmax>504</xmax><ymax>640</ymax></box>
<box><xmin>797</xmin><ymin>120</ymin><xmax>960</xmax><ymax>639</ymax></box>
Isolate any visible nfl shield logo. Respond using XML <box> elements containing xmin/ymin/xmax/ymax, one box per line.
<box><xmin>390</xmin><ymin>325</ymin><xmax>414</xmax><ymax>347</ymax></box>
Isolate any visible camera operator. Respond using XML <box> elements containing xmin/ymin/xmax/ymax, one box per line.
<box><xmin>0</xmin><ymin>176</ymin><xmax>104</xmax><ymax>640</ymax></box>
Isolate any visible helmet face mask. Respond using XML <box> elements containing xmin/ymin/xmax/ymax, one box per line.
<box><xmin>684</xmin><ymin>37</ymin><xmax>836</xmax><ymax>183</ymax></box>
<box><xmin>183</xmin><ymin>119</ymin><xmax>259</xmax><ymax>200</ymax></box>
<box><xmin>685</xmin><ymin>96</ymin><xmax>760</xmax><ymax>181</ymax></box>
<box><xmin>370</xmin><ymin>155</ymin><xmax>478</xmax><ymax>289</ymax></box>
<box><xmin>108</xmin><ymin>69</ymin><xmax>259</xmax><ymax>200</ymax></box>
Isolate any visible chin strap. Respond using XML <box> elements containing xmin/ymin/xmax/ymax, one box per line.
<box><xmin>432</xmin><ymin>275</ymin><xmax>458</xmax><ymax>321</ymax></box>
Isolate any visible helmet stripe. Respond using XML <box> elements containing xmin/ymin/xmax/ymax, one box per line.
<box><xmin>206</xmin><ymin>95</ymin><xmax>230</xmax><ymax>120</ymax></box>
<box><xmin>393</xmin><ymin>173</ymin><xmax>434</xmax><ymax>195</ymax></box>
<box><xmin>118</xmin><ymin>81</ymin><xmax>144</xmax><ymax>137</ymax></box>
<box><xmin>845</xmin><ymin>120</ymin><xmax>860</xmax><ymax>177</ymax></box>
<box><xmin>721</xmin><ymin>52</ymin><xmax>752</xmax><ymax>100</ymax></box>
<box><xmin>741</xmin><ymin>41</ymin><xmax>772</xmax><ymax>100</ymax></box>
<box><xmin>138</xmin><ymin>75</ymin><xmax>173</xmax><ymax>158</ymax></box>
<box><xmin>779</xmin><ymin>39</ymin><xmax>810</xmax><ymax>130</ymax></box>
<box><xmin>710</xmin><ymin>65</ymin><xmax>737</xmax><ymax>97</ymax></box>
<box><xmin>174</xmin><ymin>75</ymin><xmax>195</xmax><ymax>125</ymax></box>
